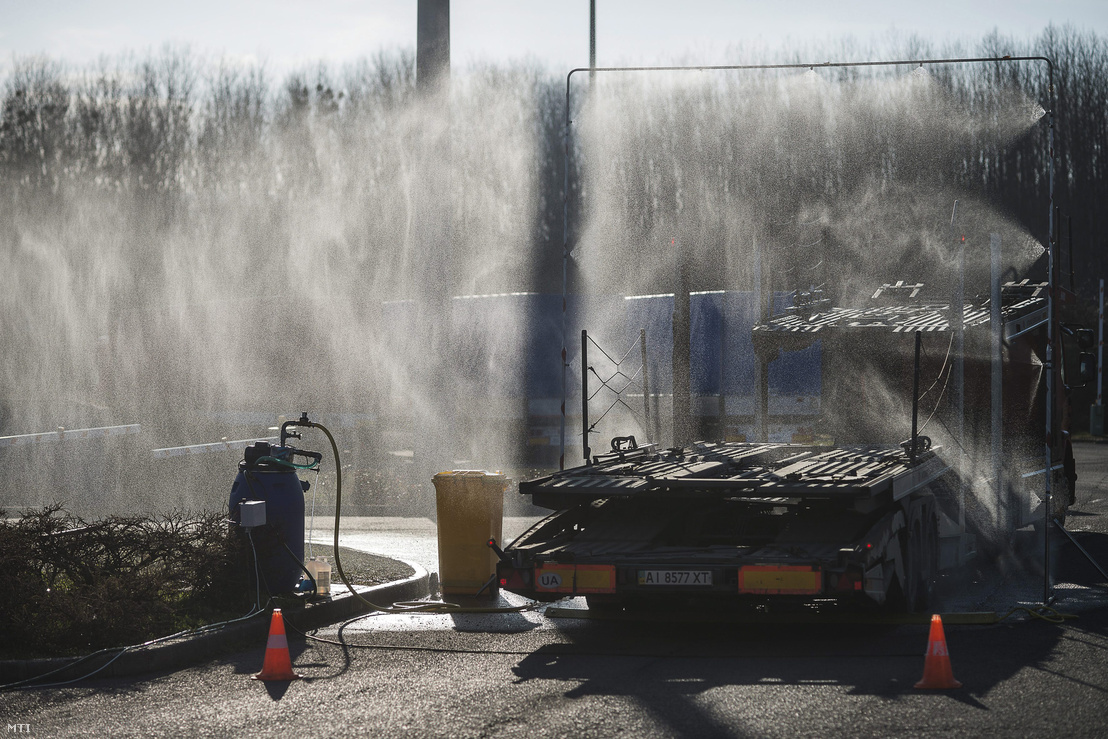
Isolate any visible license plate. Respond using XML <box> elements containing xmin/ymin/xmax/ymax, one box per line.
<box><xmin>637</xmin><ymin>570</ymin><xmax>713</xmax><ymax>586</ymax></box>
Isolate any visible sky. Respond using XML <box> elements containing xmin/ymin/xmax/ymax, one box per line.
<box><xmin>2</xmin><ymin>0</ymin><xmax>1107</xmax><ymax>80</ymax></box>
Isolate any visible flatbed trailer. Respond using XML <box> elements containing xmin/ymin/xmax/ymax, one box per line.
<box><xmin>500</xmin><ymin>439</ymin><xmax>951</xmax><ymax>611</ymax></box>
<box><xmin>497</xmin><ymin>281</ymin><xmax>1093</xmax><ymax>612</ymax></box>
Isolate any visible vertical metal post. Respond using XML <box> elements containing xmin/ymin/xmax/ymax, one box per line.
<box><xmin>1099</xmin><ymin>278</ymin><xmax>1104</xmax><ymax>408</ymax></box>
<box><xmin>911</xmin><ymin>331</ymin><xmax>921</xmax><ymax>463</ymax></box>
<box><xmin>654</xmin><ymin>390</ymin><xmax>662</xmax><ymax>444</ymax></box>
<box><xmin>754</xmin><ymin>235</ymin><xmax>768</xmax><ymax>443</ymax></box>
<box><xmin>582</xmin><ymin>329</ymin><xmax>591</xmax><ymax>465</ymax></box>
<box><xmin>1044</xmin><ymin>107</ymin><xmax>1056</xmax><ymax>605</ymax></box>
<box><xmin>641</xmin><ymin>328</ymin><xmax>652</xmax><ymax>443</ymax></box>
<box><xmin>757</xmin><ymin>343</ymin><xmax>771</xmax><ymax>445</ymax></box>
<box><xmin>991</xmin><ymin>233</ymin><xmax>1005</xmax><ymax>536</ymax></box>
<box><xmin>1068</xmin><ymin>216</ymin><xmax>1075</xmax><ymax>293</ymax></box>
<box><xmin>719</xmin><ymin>309</ymin><xmax>727</xmax><ymax>440</ymax></box>
<box><xmin>560</xmin><ymin>288</ymin><xmax>568</xmax><ymax>470</ymax></box>
<box><xmin>950</xmin><ymin>201</ymin><xmax>965</xmax><ymax>537</ymax></box>
<box><xmin>673</xmin><ymin>238</ymin><xmax>692</xmax><ymax>447</ymax></box>
<box><xmin>560</xmin><ymin>73</ymin><xmax>574</xmax><ymax>471</ymax></box>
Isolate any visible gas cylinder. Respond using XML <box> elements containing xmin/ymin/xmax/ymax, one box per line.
<box><xmin>229</xmin><ymin>441</ymin><xmax>308</xmax><ymax>594</ymax></box>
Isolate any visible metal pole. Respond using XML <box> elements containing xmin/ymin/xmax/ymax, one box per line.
<box><xmin>559</xmin><ymin>70</ymin><xmax>573</xmax><ymax>471</ymax></box>
<box><xmin>673</xmin><ymin>238</ymin><xmax>692</xmax><ymax>447</ymax></box>
<box><xmin>991</xmin><ymin>233</ymin><xmax>1005</xmax><ymax>536</ymax></box>
<box><xmin>565</xmin><ymin>56</ymin><xmax>1054</xmax><ymax>81</ymax></box>
<box><xmin>1068</xmin><ymin>215</ymin><xmax>1075</xmax><ymax>293</ymax></box>
<box><xmin>950</xmin><ymin>201</ymin><xmax>965</xmax><ymax>538</ymax></box>
<box><xmin>582</xmin><ymin>329</ymin><xmax>591</xmax><ymax>465</ymax></box>
<box><xmin>1044</xmin><ymin>101</ymin><xmax>1056</xmax><ymax>605</ymax></box>
<box><xmin>653</xmin><ymin>386</ymin><xmax>662</xmax><ymax>444</ymax></box>
<box><xmin>558</xmin><ymin>53</ymin><xmax>1055</xmax><ymax>477</ymax></box>
<box><xmin>1099</xmin><ymin>278</ymin><xmax>1104</xmax><ymax>408</ymax></box>
<box><xmin>641</xmin><ymin>328</ymin><xmax>652</xmax><ymax>443</ymax></box>
<box><xmin>911</xmin><ymin>331</ymin><xmax>921</xmax><ymax>462</ymax></box>
<box><xmin>754</xmin><ymin>235</ymin><xmax>768</xmax><ymax>443</ymax></box>
<box><xmin>719</xmin><ymin>309</ymin><xmax>727</xmax><ymax>440</ymax></box>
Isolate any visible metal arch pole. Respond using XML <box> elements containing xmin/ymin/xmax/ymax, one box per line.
<box><xmin>1044</xmin><ymin>84</ymin><xmax>1056</xmax><ymax>605</ymax></box>
<box><xmin>991</xmin><ymin>233</ymin><xmax>1006</xmax><ymax>536</ymax></box>
<box><xmin>911</xmin><ymin>331</ymin><xmax>922</xmax><ymax>462</ymax></box>
<box><xmin>950</xmin><ymin>200</ymin><xmax>965</xmax><ymax>537</ymax></box>
<box><xmin>558</xmin><ymin>53</ymin><xmax>1055</xmax><ymax>474</ymax></box>
<box><xmin>1099</xmin><ymin>278</ymin><xmax>1104</xmax><ymax>408</ymax></box>
<box><xmin>563</xmin><ymin>56</ymin><xmax>1054</xmax><ymax>79</ymax></box>
<box><xmin>641</xmin><ymin>328</ymin><xmax>652</xmax><ymax>443</ymax></box>
<box><xmin>560</xmin><ymin>71</ymin><xmax>574</xmax><ymax>471</ymax></box>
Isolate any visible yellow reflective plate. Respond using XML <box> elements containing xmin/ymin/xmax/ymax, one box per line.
<box><xmin>535</xmin><ymin>564</ymin><xmax>616</xmax><ymax>593</ymax></box>
<box><xmin>739</xmin><ymin>565</ymin><xmax>821</xmax><ymax>595</ymax></box>
<box><xmin>574</xmin><ymin>565</ymin><xmax>616</xmax><ymax>593</ymax></box>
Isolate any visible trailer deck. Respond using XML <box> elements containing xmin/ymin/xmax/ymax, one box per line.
<box><xmin>522</xmin><ymin>441</ymin><xmax>948</xmax><ymax>508</ymax></box>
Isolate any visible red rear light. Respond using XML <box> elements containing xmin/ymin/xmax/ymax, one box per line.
<box><xmin>499</xmin><ymin>568</ymin><xmax>527</xmax><ymax>590</ymax></box>
<box><xmin>834</xmin><ymin>570</ymin><xmax>863</xmax><ymax>592</ymax></box>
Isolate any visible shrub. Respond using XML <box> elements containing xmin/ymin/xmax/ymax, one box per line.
<box><xmin>0</xmin><ymin>506</ymin><xmax>254</xmax><ymax>659</ymax></box>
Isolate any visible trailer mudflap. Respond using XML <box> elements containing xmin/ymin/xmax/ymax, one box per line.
<box><xmin>864</xmin><ymin>563</ymin><xmax>887</xmax><ymax>603</ymax></box>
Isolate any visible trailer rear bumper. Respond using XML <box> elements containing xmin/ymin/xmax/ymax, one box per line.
<box><xmin>497</xmin><ymin>559</ymin><xmax>870</xmax><ymax>603</ymax></box>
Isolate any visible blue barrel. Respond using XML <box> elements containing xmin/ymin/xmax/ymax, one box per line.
<box><xmin>229</xmin><ymin>442</ymin><xmax>306</xmax><ymax>594</ymax></box>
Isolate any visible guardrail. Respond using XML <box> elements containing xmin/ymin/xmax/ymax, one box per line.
<box><xmin>151</xmin><ymin>437</ymin><xmax>278</xmax><ymax>460</ymax></box>
<box><xmin>0</xmin><ymin>424</ymin><xmax>142</xmax><ymax>448</ymax></box>
<box><xmin>0</xmin><ymin>426</ymin><xmax>287</xmax><ymax>514</ymax></box>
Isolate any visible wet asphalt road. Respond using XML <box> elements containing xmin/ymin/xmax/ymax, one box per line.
<box><xmin>3</xmin><ymin>444</ymin><xmax>1108</xmax><ymax>738</ymax></box>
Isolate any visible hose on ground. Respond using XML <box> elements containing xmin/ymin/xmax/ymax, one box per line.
<box><xmin>0</xmin><ymin>533</ymin><xmax>273</xmax><ymax>691</ymax></box>
<box><xmin>305</xmin><ymin>420</ymin><xmax>537</xmax><ymax>615</ymax></box>
<box><xmin>994</xmin><ymin>604</ymin><xmax>1077</xmax><ymax>624</ymax></box>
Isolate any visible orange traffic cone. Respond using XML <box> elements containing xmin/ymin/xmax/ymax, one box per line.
<box><xmin>914</xmin><ymin>614</ymin><xmax>961</xmax><ymax>689</ymax></box>
<box><xmin>253</xmin><ymin>608</ymin><xmax>301</xmax><ymax>681</ymax></box>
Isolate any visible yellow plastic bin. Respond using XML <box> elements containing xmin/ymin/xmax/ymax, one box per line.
<box><xmin>432</xmin><ymin>470</ymin><xmax>507</xmax><ymax>596</ymax></box>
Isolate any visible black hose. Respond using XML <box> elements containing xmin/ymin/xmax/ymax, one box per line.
<box><xmin>281</xmin><ymin>540</ymin><xmax>317</xmax><ymax>597</ymax></box>
<box><xmin>302</xmin><ymin>421</ymin><xmax>362</xmax><ymax>604</ymax></box>
<box><xmin>307</xmin><ymin>419</ymin><xmax>537</xmax><ymax>614</ymax></box>
<box><xmin>301</xmin><ymin>420</ymin><xmax>400</xmax><ymax>610</ymax></box>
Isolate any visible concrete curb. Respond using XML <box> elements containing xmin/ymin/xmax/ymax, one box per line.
<box><xmin>0</xmin><ymin>558</ymin><xmax>429</xmax><ymax>687</ymax></box>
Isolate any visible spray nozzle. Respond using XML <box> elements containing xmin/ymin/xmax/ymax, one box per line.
<box><xmin>280</xmin><ymin>411</ymin><xmax>315</xmax><ymax>446</ymax></box>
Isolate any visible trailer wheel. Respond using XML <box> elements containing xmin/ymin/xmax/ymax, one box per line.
<box><xmin>914</xmin><ymin>517</ymin><xmax>936</xmax><ymax>612</ymax></box>
<box><xmin>1052</xmin><ymin>468</ymin><xmax>1069</xmax><ymax>528</ymax></box>
<box><xmin>884</xmin><ymin>573</ymin><xmax>909</xmax><ymax>613</ymax></box>
<box><xmin>902</xmin><ymin>527</ymin><xmax>922</xmax><ymax>613</ymax></box>
<box><xmin>889</xmin><ymin>517</ymin><xmax>933</xmax><ymax>614</ymax></box>
<box><xmin>1065</xmin><ymin>442</ymin><xmax>1077</xmax><ymax>506</ymax></box>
